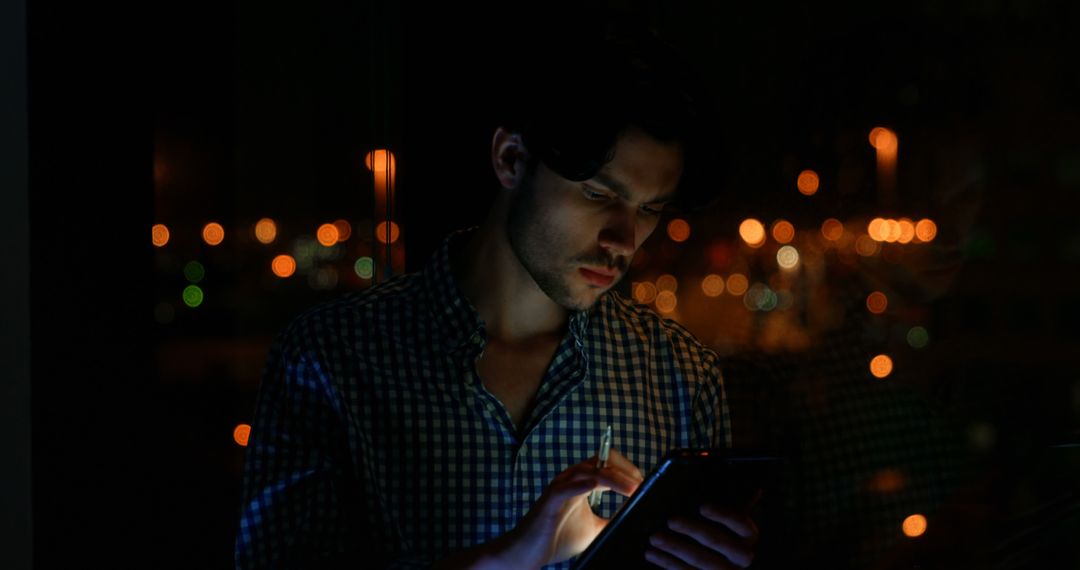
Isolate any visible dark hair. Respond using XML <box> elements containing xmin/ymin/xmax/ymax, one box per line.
<box><xmin>495</xmin><ymin>13</ymin><xmax>720</xmax><ymax>212</ymax></box>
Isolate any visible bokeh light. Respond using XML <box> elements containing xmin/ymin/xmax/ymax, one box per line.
<box><xmin>866</xmin><ymin>291</ymin><xmax>888</xmax><ymax>314</ymax></box>
<box><xmin>182</xmin><ymin>285</ymin><xmax>204</xmax><ymax>308</ymax></box>
<box><xmin>726</xmin><ymin>273</ymin><xmax>749</xmax><ymax>296</ymax></box>
<box><xmin>771</xmin><ymin>220</ymin><xmax>795</xmax><ymax>244</ymax></box>
<box><xmin>856</xmin><ymin>235</ymin><xmax>880</xmax><ymax>256</ymax></box>
<box><xmin>902</xmin><ymin>514</ymin><xmax>927</xmax><ymax>538</ymax></box>
<box><xmin>915</xmin><ymin>218</ymin><xmax>937</xmax><ymax>242</ymax></box>
<box><xmin>655</xmin><ymin>290</ymin><xmax>677</xmax><ymax>313</ymax></box>
<box><xmin>354</xmin><ymin>257</ymin><xmax>374</xmax><ymax>279</ymax></box>
<box><xmin>375</xmin><ymin>221</ymin><xmax>400</xmax><ymax>244</ymax></box>
<box><xmin>796</xmin><ymin>169</ymin><xmax>820</xmax><ymax>196</ymax></box>
<box><xmin>898</xmin><ymin>218</ymin><xmax>916</xmax><ymax>244</ymax></box>
<box><xmin>233</xmin><ymin>424</ymin><xmax>251</xmax><ymax>447</ymax></box>
<box><xmin>667</xmin><ymin>218</ymin><xmax>691</xmax><ymax>242</ymax></box>
<box><xmin>151</xmin><ymin>224</ymin><xmax>170</xmax><ymax>247</ymax></box>
<box><xmin>701</xmin><ymin>274</ymin><xmax>725</xmax><ymax>297</ymax></box>
<box><xmin>364</xmin><ymin>149</ymin><xmax>397</xmax><ymax>172</ymax></box>
<box><xmin>656</xmin><ymin>274</ymin><xmax>678</xmax><ymax>293</ymax></box>
<box><xmin>739</xmin><ymin>219</ymin><xmax>766</xmax><ymax>247</ymax></box>
<box><xmin>183</xmin><ymin>261</ymin><xmax>205</xmax><ymax>283</ymax></box>
<box><xmin>333</xmin><ymin>219</ymin><xmax>352</xmax><ymax>242</ymax></box>
<box><xmin>317</xmin><ymin>223</ymin><xmax>340</xmax><ymax>247</ymax></box>
<box><xmin>776</xmin><ymin>245</ymin><xmax>800</xmax><ymax>270</ymax></box>
<box><xmin>310</xmin><ymin>266</ymin><xmax>339</xmax><ymax>290</ymax></box>
<box><xmin>883</xmin><ymin>219</ymin><xmax>901</xmax><ymax>243</ymax></box>
<box><xmin>868</xmin><ymin>218</ymin><xmax>886</xmax><ymax>241</ymax></box>
<box><xmin>870</xmin><ymin>354</ymin><xmax>894</xmax><ymax>379</ymax></box>
<box><xmin>254</xmin><ymin>218</ymin><xmax>277</xmax><ymax>244</ymax></box>
<box><xmin>821</xmin><ymin>218</ymin><xmax>844</xmax><ymax>241</ymax></box>
<box><xmin>202</xmin><ymin>222</ymin><xmax>225</xmax><ymax>246</ymax></box>
<box><xmin>271</xmin><ymin>254</ymin><xmax>297</xmax><ymax>278</ymax></box>
<box><xmin>744</xmin><ymin>283</ymin><xmax>778</xmax><ymax>311</ymax></box>
<box><xmin>633</xmin><ymin>282</ymin><xmax>659</xmax><ymax>304</ymax></box>
<box><xmin>907</xmin><ymin>326</ymin><xmax>929</xmax><ymax>349</ymax></box>
<box><xmin>869</xmin><ymin>127</ymin><xmax>899</xmax><ymax>152</ymax></box>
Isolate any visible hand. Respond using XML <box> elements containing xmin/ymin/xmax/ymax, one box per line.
<box><xmin>645</xmin><ymin>490</ymin><xmax>761</xmax><ymax>569</ymax></box>
<box><xmin>503</xmin><ymin>448</ymin><xmax>644</xmax><ymax>568</ymax></box>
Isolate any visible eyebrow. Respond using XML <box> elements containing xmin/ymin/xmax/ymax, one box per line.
<box><xmin>591</xmin><ymin>172</ymin><xmax>677</xmax><ymax>205</ymax></box>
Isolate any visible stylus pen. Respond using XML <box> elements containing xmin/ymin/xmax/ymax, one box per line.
<box><xmin>588</xmin><ymin>424</ymin><xmax>613</xmax><ymax>508</ymax></box>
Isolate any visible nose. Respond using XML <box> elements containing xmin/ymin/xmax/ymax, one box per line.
<box><xmin>597</xmin><ymin>207</ymin><xmax>636</xmax><ymax>260</ymax></box>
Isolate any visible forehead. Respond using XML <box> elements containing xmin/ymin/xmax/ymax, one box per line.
<box><xmin>592</xmin><ymin>127</ymin><xmax>684</xmax><ymax>203</ymax></box>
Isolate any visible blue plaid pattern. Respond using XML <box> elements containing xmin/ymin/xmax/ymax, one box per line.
<box><xmin>235</xmin><ymin>227</ymin><xmax>731</xmax><ymax>569</ymax></box>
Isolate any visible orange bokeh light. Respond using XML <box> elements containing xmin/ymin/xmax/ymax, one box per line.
<box><xmin>152</xmin><ymin>224</ymin><xmax>170</xmax><ymax>247</ymax></box>
<box><xmin>821</xmin><ymin>218</ymin><xmax>844</xmax><ymax>241</ymax></box>
<box><xmin>856</xmin><ymin>235</ymin><xmax>880</xmax><ymax>256</ymax></box>
<box><xmin>656</xmin><ymin>274</ymin><xmax>678</xmax><ymax>293</ymax></box>
<box><xmin>202</xmin><ymin>222</ymin><xmax>225</xmax><ymax>246</ymax></box>
<box><xmin>333</xmin><ymin>219</ymin><xmax>352</xmax><ymax>242</ymax></box>
<box><xmin>898</xmin><ymin>218</ymin><xmax>915</xmax><ymax>244</ymax></box>
<box><xmin>883</xmin><ymin>219</ymin><xmax>901</xmax><ymax>243</ymax></box>
<box><xmin>655</xmin><ymin>290</ymin><xmax>677</xmax><ymax>313</ymax></box>
<box><xmin>254</xmin><ymin>218</ymin><xmax>277</xmax><ymax>244</ymax></box>
<box><xmin>739</xmin><ymin>219</ymin><xmax>766</xmax><ymax>247</ymax></box>
<box><xmin>915</xmin><ymin>219</ymin><xmax>937</xmax><ymax>242</ymax></box>
<box><xmin>726</xmin><ymin>273</ymin><xmax>749</xmax><ymax>296</ymax></box>
<box><xmin>869</xmin><ymin>127</ymin><xmax>898</xmax><ymax>152</ymax></box>
<box><xmin>796</xmin><ymin>170</ymin><xmax>820</xmax><ymax>196</ymax></box>
<box><xmin>866</xmin><ymin>291</ymin><xmax>888</xmax><ymax>314</ymax></box>
<box><xmin>271</xmin><ymin>254</ymin><xmax>297</xmax><ymax>278</ymax></box>
<box><xmin>317</xmin><ymin>223</ymin><xmax>340</xmax><ymax>247</ymax></box>
<box><xmin>233</xmin><ymin>424</ymin><xmax>251</xmax><ymax>447</ymax></box>
<box><xmin>868</xmin><ymin>218</ymin><xmax>886</xmax><ymax>241</ymax></box>
<box><xmin>870</xmin><ymin>354</ymin><xmax>894</xmax><ymax>378</ymax></box>
<box><xmin>667</xmin><ymin>218</ymin><xmax>691</xmax><ymax>243</ymax></box>
<box><xmin>375</xmin><ymin>221</ymin><xmax>400</xmax><ymax>244</ymax></box>
<box><xmin>702</xmin><ymin>274</ymin><xmax>725</xmax><ymax>297</ymax></box>
<box><xmin>771</xmin><ymin>220</ymin><xmax>795</xmax><ymax>244</ymax></box>
<box><xmin>364</xmin><ymin>149</ymin><xmax>397</xmax><ymax>173</ymax></box>
<box><xmin>633</xmin><ymin>281</ymin><xmax>658</xmax><ymax>304</ymax></box>
<box><xmin>902</xmin><ymin>514</ymin><xmax>927</xmax><ymax>538</ymax></box>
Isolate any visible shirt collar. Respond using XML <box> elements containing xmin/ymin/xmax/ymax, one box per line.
<box><xmin>423</xmin><ymin>227</ymin><xmax>595</xmax><ymax>353</ymax></box>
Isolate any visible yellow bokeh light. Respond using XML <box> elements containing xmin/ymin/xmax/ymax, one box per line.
<box><xmin>233</xmin><ymin>424</ymin><xmax>251</xmax><ymax>447</ymax></box>
<box><xmin>739</xmin><ymin>219</ymin><xmax>766</xmax><ymax>247</ymax></box>
<box><xmin>656</xmin><ymin>274</ymin><xmax>678</xmax><ymax>293</ymax></box>
<box><xmin>915</xmin><ymin>219</ymin><xmax>937</xmax><ymax>242</ymax></box>
<box><xmin>317</xmin><ymin>223</ymin><xmax>340</xmax><ymax>247</ymax></box>
<box><xmin>202</xmin><ymin>222</ymin><xmax>225</xmax><ymax>246</ymax></box>
<box><xmin>821</xmin><ymin>218</ymin><xmax>844</xmax><ymax>241</ymax></box>
<box><xmin>866</xmin><ymin>291</ymin><xmax>888</xmax><ymax>314</ymax></box>
<box><xmin>364</xmin><ymin>149</ymin><xmax>396</xmax><ymax>173</ymax></box>
<box><xmin>271</xmin><ymin>254</ymin><xmax>297</xmax><ymax>278</ymax></box>
<box><xmin>702</xmin><ymin>274</ymin><xmax>725</xmax><ymax>297</ymax></box>
<box><xmin>633</xmin><ymin>281</ymin><xmax>659</xmax><ymax>304</ymax></box>
<box><xmin>254</xmin><ymin>218</ymin><xmax>277</xmax><ymax>244</ymax></box>
<box><xmin>667</xmin><ymin>218</ymin><xmax>691</xmax><ymax>243</ymax></box>
<box><xmin>797</xmin><ymin>169</ymin><xmax>820</xmax><ymax>196</ymax></box>
<box><xmin>897</xmin><ymin>218</ymin><xmax>915</xmax><ymax>244</ymax></box>
<box><xmin>655</xmin><ymin>290</ymin><xmax>677</xmax><ymax>313</ymax></box>
<box><xmin>771</xmin><ymin>220</ymin><xmax>795</xmax><ymax>244</ymax></box>
<box><xmin>869</xmin><ymin>127</ymin><xmax>898</xmax><ymax>152</ymax></box>
<box><xmin>870</xmin><ymin>354</ymin><xmax>894</xmax><ymax>378</ymax></box>
<box><xmin>726</xmin><ymin>273</ymin><xmax>749</xmax><ymax>296</ymax></box>
<box><xmin>333</xmin><ymin>219</ymin><xmax>352</xmax><ymax>242</ymax></box>
<box><xmin>902</xmin><ymin>514</ymin><xmax>927</xmax><ymax>538</ymax></box>
<box><xmin>856</xmin><ymin>235</ymin><xmax>880</xmax><ymax>256</ymax></box>
<box><xmin>776</xmin><ymin>245</ymin><xmax>800</xmax><ymax>270</ymax></box>
<box><xmin>375</xmin><ymin>221</ymin><xmax>401</xmax><ymax>244</ymax></box>
<box><xmin>152</xmin><ymin>224</ymin><xmax>170</xmax><ymax>247</ymax></box>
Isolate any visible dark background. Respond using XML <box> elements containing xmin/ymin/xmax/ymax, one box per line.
<box><xmin>8</xmin><ymin>0</ymin><xmax>1080</xmax><ymax>567</ymax></box>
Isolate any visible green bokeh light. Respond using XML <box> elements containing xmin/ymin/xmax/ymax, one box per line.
<box><xmin>354</xmin><ymin>257</ymin><xmax>374</xmax><ymax>279</ymax></box>
<box><xmin>182</xmin><ymin>285</ymin><xmax>204</xmax><ymax>308</ymax></box>
<box><xmin>907</xmin><ymin>326</ymin><xmax>929</xmax><ymax>349</ymax></box>
<box><xmin>183</xmin><ymin>261</ymin><xmax>205</xmax><ymax>283</ymax></box>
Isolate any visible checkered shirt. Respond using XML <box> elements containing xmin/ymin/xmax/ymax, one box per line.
<box><xmin>235</xmin><ymin>227</ymin><xmax>731</xmax><ymax>569</ymax></box>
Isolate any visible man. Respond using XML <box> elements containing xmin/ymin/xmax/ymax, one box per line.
<box><xmin>236</xmin><ymin>19</ymin><xmax>758</xmax><ymax>569</ymax></box>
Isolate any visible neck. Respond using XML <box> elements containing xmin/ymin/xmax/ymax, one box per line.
<box><xmin>450</xmin><ymin>203</ymin><xmax>569</xmax><ymax>344</ymax></box>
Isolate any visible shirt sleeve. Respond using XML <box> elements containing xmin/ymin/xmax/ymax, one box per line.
<box><xmin>690</xmin><ymin>354</ymin><xmax>733</xmax><ymax>450</ymax></box>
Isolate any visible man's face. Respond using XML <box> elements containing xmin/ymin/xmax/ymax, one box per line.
<box><xmin>506</xmin><ymin>127</ymin><xmax>684</xmax><ymax>311</ymax></box>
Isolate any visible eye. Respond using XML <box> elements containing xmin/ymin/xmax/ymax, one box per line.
<box><xmin>582</xmin><ymin>186</ymin><xmax>611</xmax><ymax>201</ymax></box>
<box><xmin>640</xmin><ymin>204</ymin><xmax>664</xmax><ymax>217</ymax></box>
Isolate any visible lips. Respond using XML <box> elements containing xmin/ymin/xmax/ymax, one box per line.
<box><xmin>579</xmin><ymin>267</ymin><xmax>617</xmax><ymax>287</ymax></box>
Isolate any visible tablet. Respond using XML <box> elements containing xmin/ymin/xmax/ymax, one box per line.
<box><xmin>571</xmin><ymin>448</ymin><xmax>784</xmax><ymax>570</ymax></box>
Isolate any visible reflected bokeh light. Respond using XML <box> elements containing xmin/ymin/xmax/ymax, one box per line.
<box><xmin>375</xmin><ymin>221</ymin><xmax>400</xmax><ymax>244</ymax></box>
<box><xmin>364</xmin><ymin>149</ymin><xmax>397</xmax><ymax>173</ymax></box>
<box><xmin>869</xmin><ymin>127</ymin><xmax>898</xmax><ymax>152</ymax></box>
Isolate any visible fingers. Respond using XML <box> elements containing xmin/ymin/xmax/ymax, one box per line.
<box><xmin>647</xmin><ymin>531</ymin><xmax>739</xmax><ymax>570</ymax></box>
<box><xmin>604</xmin><ymin>447</ymin><xmax>645</xmax><ymax>482</ymax></box>
<box><xmin>699</xmin><ymin>505</ymin><xmax>759</xmax><ymax>542</ymax></box>
<box><xmin>667</xmin><ymin>516</ymin><xmax>755</xmax><ymax>568</ymax></box>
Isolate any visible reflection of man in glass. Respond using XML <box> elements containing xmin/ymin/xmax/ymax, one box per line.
<box><xmin>236</xmin><ymin>17</ymin><xmax>761</xmax><ymax>570</ymax></box>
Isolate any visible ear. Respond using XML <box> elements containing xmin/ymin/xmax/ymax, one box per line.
<box><xmin>491</xmin><ymin>126</ymin><xmax>531</xmax><ymax>189</ymax></box>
